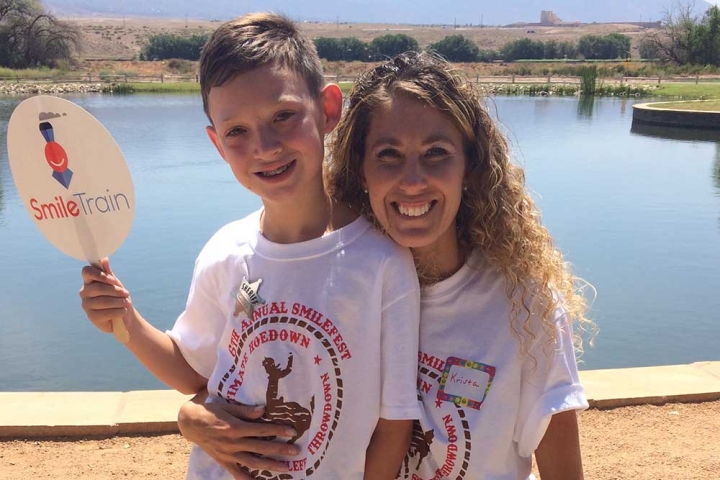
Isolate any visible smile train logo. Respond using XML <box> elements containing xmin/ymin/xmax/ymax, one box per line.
<box><xmin>39</xmin><ymin>120</ymin><xmax>72</xmax><ymax>189</ymax></box>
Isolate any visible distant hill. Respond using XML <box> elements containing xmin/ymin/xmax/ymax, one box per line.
<box><xmin>44</xmin><ymin>0</ymin><xmax>715</xmax><ymax>26</ymax></box>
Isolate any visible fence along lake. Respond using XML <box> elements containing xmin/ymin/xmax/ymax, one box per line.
<box><xmin>0</xmin><ymin>94</ymin><xmax>718</xmax><ymax>392</ymax></box>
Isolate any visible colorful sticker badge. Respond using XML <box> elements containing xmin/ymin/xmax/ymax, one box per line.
<box><xmin>7</xmin><ymin>95</ymin><xmax>135</xmax><ymax>343</ymax></box>
<box><xmin>437</xmin><ymin>356</ymin><xmax>496</xmax><ymax>410</ymax></box>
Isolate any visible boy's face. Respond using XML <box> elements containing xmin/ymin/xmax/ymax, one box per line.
<box><xmin>206</xmin><ymin>65</ymin><xmax>341</xmax><ymax>206</ymax></box>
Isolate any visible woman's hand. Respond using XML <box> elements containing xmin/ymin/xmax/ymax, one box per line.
<box><xmin>178</xmin><ymin>390</ymin><xmax>300</xmax><ymax>480</ymax></box>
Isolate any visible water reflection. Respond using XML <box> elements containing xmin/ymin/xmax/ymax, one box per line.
<box><xmin>0</xmin><ymin>102</ymin><xmax>12</xmax><ymax>221</ymax></box>
<box><xmin>630</xmin><ymin>122</ymin><xmax>720</xmax><ymax>143</ymax></box>
<box><xmin>714</xmin><ymin>145</ymin><xmax>720</xmax><ymax>193</ymax></box>
<box><xmin>631</xmin><ymin>123</ymin><xmax>720</xmax><ymax>196</ymax></box>
<box><xmin>0</xmin><ymin>161</ymin><xmax>4</xmax><ymax>221</ymax></box>
<box><xmin>577</xmin><ymin>96</ymin><xmax>595</xmax><ymax>119</ymax></box>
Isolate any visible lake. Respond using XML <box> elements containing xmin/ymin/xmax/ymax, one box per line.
<box><xmin>1</xmin><ymin>94</ymin><xmax>718</xmax><ymax>392</ymax></box>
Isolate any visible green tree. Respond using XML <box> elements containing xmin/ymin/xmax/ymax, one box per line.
<box><xmin>477</xmin><ymin>48</ymin><xmax>501</xmax><ymax>62</ymax></box>
<box><xmin>690</xmin><ymin>5</ymin><xmax>720</xmax><ymax>65</ymax></box>
<box><xmin>558</xmin><ymin>41</ymin><xmax>578</xmax><ymax>59</ymax></box>
<box><xmin>501</xmin><ymin>38</ymin><xmax>545</xmax><ymax>60</ymax></box>
<box><xmin>369</xmin><ymin>34</ymin><xmax>418</xmax><ymax>60</ymax></box>
<box><xmin>639</xmin><ymin>38</ymin><xmax>660</xmax><ymax>59</ymax></box>
<box><xmin>0</xmin><ymin>0</ymin><xmax>80</xmax><ymax>68</ymax></box>
<box><xmin>542</xmin><ymin>40</ymin><xmax>561</xmax><ymax>59</ymax></box>
<box><xmin>427</xmin><ymin>35</ymin><xmax>479</xmax><ymax>62</ymax></box>
<box><xmin>577</xmin><ymin>34</ymin><xmax>630</xmax><ymax>59</ymax></box>
<box><xmin>605</xmin><ymin>33</ymin><xmax>632</xmax><ymax>59</ymax></box>
<box><xmin>143</xmin><ymin>34</ymin><xmax>208</xmax><ymax>61</ymax></box>
<box><xmin>643</xmin><ymin>4</ymin><xmax>720</xmax><ymax>65</ymax></box>
<box><xmin>313</xmin><ymin>37</ymin><xmax>368</xmax><ymax>61</ymax></box>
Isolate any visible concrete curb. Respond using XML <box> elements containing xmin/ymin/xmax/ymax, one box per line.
<box><xmin>583</xmin><ymin>361</ymin><xmax>720</xmax><ymax>409</ymax></box>
<box><xmin>0</xmin><ymin>390</ymin><xmax>190</xmax><ymax>439</ymax></box>
<box><xmin>1</xmin><ymin>361</ymin><xmax>719</xmax><ymax>439</ymax></box>
<box><xmin>632</xmin><ymin>101</ymin><xmax>720</xmax><ymax>129</ymax></box>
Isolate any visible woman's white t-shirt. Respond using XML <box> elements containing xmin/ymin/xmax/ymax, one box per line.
<box><xmin>398</xmin><ymin>253</ymin><xmax>588</xmax><ymax>480</ymax></box>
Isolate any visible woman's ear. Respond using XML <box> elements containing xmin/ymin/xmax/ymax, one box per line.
<box><xmin>320</xmin><ymin>83</ymin><xmax>343</xmax><ymax>134</ymax></box>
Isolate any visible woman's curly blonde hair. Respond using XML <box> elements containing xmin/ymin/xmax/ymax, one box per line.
<box><xmin>326</xmin><ymin>51</ymin><xmax>595</xmax><ymax>356</ymax></box>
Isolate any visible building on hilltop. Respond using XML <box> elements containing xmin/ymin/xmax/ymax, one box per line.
<box><xmin>540</xmin><ymin>10</ymin><xmax>562</xmax><ymax>25</ymax></box>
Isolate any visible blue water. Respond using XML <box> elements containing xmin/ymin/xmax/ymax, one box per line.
<box><xmin>0</xmin><ymin>94</ymin><xmax>718</xmax><ymax>391</ymax></box>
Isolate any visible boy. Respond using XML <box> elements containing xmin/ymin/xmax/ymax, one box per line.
<box><xmin>80</xmin><ymin>13</ymin><xmax>420</xmax><ymax>480</ymax></box>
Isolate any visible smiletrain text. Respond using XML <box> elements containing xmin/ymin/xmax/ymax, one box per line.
<box><xmin>30</xmin><ymin>190</ymin><xmax>130</xmax><ymax>221</ymax></box>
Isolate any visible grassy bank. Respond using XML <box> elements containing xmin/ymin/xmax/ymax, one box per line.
<box><xmin>102</xmin><ymin>82</ymin><xmax>200</xmax><ymax>93</ymax></box>
<box><xmin>4</xmin><ymin>77</ymin><xmax>720</xmax><ymax>100</ymax></box>
<box><xmin>100</xmin><ymin>80</ymin><xmax>719</xmax><ymax>99</ymax></box>
<box><xmin>647</xmin><ymin>100</ymin><xmax>720</xmax><ymax>111</ymax></box>
<box><xmin>651</xmin><ymin>84</ymin><xmax>720</xmax><ymax>100</ymax></box>
<box><xmin>102</xmin><ymin>80</ymin><xmax>352</xmax><ymax>94</ymax></box>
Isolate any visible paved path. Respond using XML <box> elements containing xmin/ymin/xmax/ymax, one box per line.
<box><xmin>1</xmin><ymin>361</ymin><xmax>719</xmax><ymax>438</ymax></box>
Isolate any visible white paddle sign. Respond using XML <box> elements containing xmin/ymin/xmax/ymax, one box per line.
<box><xmin>7</xmin><ymin>95</ymin><xmax>134</xmax><ymax>343</ymax></box>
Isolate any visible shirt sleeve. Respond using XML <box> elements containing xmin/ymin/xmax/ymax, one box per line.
<box><xmin>166</xmin><ymin>254</ymin><xmax>228</xmax><ymax>380</ymax></box>
<box><xmin>513</xmin><ymin>303</ymin><xmax>589</xmax><ymax>457</ymax></box>
<box><xmin>378</xmin><ymin>249</ymin><xmax>422</xmax><ymax>420</ymax></box>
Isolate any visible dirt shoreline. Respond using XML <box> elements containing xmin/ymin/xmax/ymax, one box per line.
<box><xmin>1</xmin><ymin>400</ymin><xmax>719</xmax><ymax>479</ymax></box>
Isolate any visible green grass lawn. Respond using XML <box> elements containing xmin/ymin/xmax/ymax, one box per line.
<box><xmin>652</xmin><ymin>83</ymin><xmax>720</xmax><ymax>99</ymax></box>
<box><xmin>111</xmin><ymin>81</ymin><xmax>353</xmax><ymax>94</ymax></box>
<box><xmin>338</xmin><ymin>81</ymin><xmax>353</xmax><ymax>93</ymax></box>
<box><xmin>646</xmin><ymin>100</ymin><xmax>720</xmax><ymax>111</ymax></box>
<box><xmin>122</xmin><ymin>82</ymin><xmax>200</xmax><ymax>93</ymax></box>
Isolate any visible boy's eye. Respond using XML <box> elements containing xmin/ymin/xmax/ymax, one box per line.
<box><xmin>275</xmin><ymin>111</ymin><xmax>296</xmax><ymax>122</ymax></box>
<box><xmin>226</xmin><ymin>126</ymin><xmax>246</xmax><ymax>137</ymax></box>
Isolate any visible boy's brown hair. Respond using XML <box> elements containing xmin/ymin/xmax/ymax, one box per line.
<box><xmin>199</xmin><ymin>12</ymin><xmax>325</xmax><ymax>119</ymax></box>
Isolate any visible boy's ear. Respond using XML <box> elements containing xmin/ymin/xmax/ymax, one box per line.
<box><xmin>205</xmin><ymin>125</ymin><xmax>227</xmax><ymax>162</ymax></box>
<box><xmin>320</xmin><ymin>83</ymin><xmax>343</xmax><ymax>134</ymax></box>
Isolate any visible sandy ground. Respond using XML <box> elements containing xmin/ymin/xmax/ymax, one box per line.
<box><xmin>1</xmin><ymin>400</ymin><xmax>719</xmax><ymax>479</ymax></box>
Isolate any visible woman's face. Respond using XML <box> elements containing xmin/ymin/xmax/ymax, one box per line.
<box><xmin>362</xmin><ymin>95</ymin><xmax>466</xmax><ymax>258</ymax></box>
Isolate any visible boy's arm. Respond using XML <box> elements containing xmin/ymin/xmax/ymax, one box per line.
<box><xmin>80</xmin><ymin>258</ymin><xmax>206</xmax><ymax>394</ymax></box>
<box><xmin>534</xmin><ymin>410</ymin><xmax>584</xmax><ymax>480</ymax></box>
<box><xmin>364</xmin><ymin>418</ymin><xmax>413</xmax><ymax>480</ymax></box>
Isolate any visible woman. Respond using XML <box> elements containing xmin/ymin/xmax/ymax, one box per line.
<box><xmin>178</xmin><ymin>52</ymin><xmax>594</xmax><ymax>480</ymax></box>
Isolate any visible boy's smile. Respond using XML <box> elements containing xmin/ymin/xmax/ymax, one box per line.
<box><xmin>205</xmin><ymin>65</ymin><xmax>339</xmax><ymax>209</ymax></box>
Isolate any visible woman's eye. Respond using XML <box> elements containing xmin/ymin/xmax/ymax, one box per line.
<box><xmin>376</xmin><ymin>148</ymin><xmax>401</xmax><ymax>161</ymax></box>
<box><xmin>425</xmin><ymin>146</ymin><xmax>449</xmax><ymax>159</ymax></box>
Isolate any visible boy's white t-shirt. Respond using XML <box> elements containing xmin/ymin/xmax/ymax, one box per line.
<box><xmin>168</xmin><ymin>210</ymin><xmax>421</xmax><ymax>480</ymax></box>
<box><xmin>398</xmin><ymin>253</ymin><xmax>588</xmax><ymax>480</ymax></box>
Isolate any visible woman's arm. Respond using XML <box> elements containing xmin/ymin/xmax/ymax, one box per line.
<box><xmin>534</xmin><ymin>410</ymin><xmax>584</xmax><ymax>480</ymax></box>
<box><xmin>364</xmin><ymin>418</ymin><xmax>413</xmax><ymax>480</ymax></box>
<box><xmin>178</xmin><ymin>390</ymin><xmax>301</xmax><ymax>480</ymax></box>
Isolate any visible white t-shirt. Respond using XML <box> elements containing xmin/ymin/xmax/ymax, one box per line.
<box><xmin>398</xmin><ymin>253</ymin><xmax>588</xmax><ymax>480</ymax></box>
<box><xmin>169</xmin><ymin>210</ymin><xmax>421</xmax><ymax>480</ymax></box>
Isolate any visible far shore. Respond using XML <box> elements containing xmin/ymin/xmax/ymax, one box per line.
<box><xmin>3</xmin><ymin>78</ymin><xmax>720</xmax><ymax>100</ymax></box>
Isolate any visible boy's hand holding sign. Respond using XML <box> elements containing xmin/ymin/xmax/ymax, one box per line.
<box><xmin>7</xmin><ymin>95</ymin><xmax>135</xmax><ymax>343</ymax></box>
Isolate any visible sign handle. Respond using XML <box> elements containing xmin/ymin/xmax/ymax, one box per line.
<box><xmin>112</xmin><ymin>316</ymin><xmax>131</xmax><ymax>344</ymax></box>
